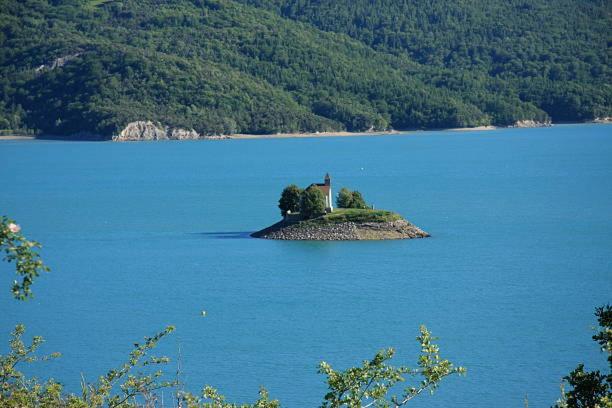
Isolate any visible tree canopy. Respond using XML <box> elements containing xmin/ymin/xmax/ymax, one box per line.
<box><xmin>337</xmin><ymin>188</ymin><xmax>368</xmax><ymax>209</ymax></box>
<box><xmin>300</xmin><ymin>185</ymin><xmax>326</xmax><ymax>219</ymax></box>
<box><xmin>278</xmin><ymin>184</ymin><xmax>302</xmax><ymax>216</ymax></box>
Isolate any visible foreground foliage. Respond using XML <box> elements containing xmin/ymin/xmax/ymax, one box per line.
<box><xmin>319</xmin><ymin>325</ymin><xmax>466</xmax><ymax>407</ymax></box>
<box><xmin>0</xmin><ymin>324</ymin><xmax>177</xmax><ymax>408</ymax></box>
<box><xmin>0</xmin><ymin>324</ymin><xmax>464</xmax><ymax>407</ymax></box>
<box><xmin>553</xmin><ymin>305</ymin><xmax>612</xmax><ymax>408</ymax></box>
<box><xmin>0</xmin><ymin>216</ymin><xmax>49</xmax><ymax>300</ymax></box>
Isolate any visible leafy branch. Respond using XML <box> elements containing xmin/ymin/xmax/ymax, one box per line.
<box><xmin>80</xmin><ymin>326</ymin><xmax>177</xmax><ymax>407</ymax></box>
<box><xmin>0</xmin><ymin>324</ymin><xmax>177</xmax><ymax>407</ymax></box>
<box><xmin>553</xmin><ymin>305</ymin><xmax>612</xmax><ymax>408</ymax></box>
<box><xmin>319</xmin><ymin>325</ymin><xmax>466</xmax><ymax>408</ymax></box>
<box><xmin>0</xmin><ymin>216</ymin><xmax>50</xmax><ymax>300</ymax></box>
<box><xmin>0</xmin><ymin>324</ymin><xmax>61</xmax><ymax>405</ymax></box>
<box><xmin>177</xmin><ymin>385</ymin><xmax>280</xmax><ymax>408</ymax></box>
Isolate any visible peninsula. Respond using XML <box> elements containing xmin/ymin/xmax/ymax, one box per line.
<box><xmin>252</xmin><ymin>174</ymin><xmax>429</xmax><ymax>241</ymax></box>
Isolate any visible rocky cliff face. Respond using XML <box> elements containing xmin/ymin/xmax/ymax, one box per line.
<box><xmin>35</xmin><ymin>51</ymin><xmax>83</xmax><ymax>73</ymax></box>
<box><xmin>170</xmin><ymin>128</ymin><xmax>200</xmax><ymax>140</ymax></box>
<box><xmin>112</xmin><ymin>121</ymin><xmax>169</xmax><ymax>141</ymax></box>
<box><xmin>593</xmin><ymin>117</ymin><xmax>612</xmax><ymax>124</ymax></box>
<box><xmin>511</xmin><ymin>119</ymin><xmax>552</xmax><ymax>128</ymax></box>
<box><xmin>112</xmin><ymin>121</ymin><xmax>203</xmax><ymax>141</ymax></box>
<box><xmin>252</xmin><ymin>219</ymin><xmax>429</xmax><ymax>240</ymax></box>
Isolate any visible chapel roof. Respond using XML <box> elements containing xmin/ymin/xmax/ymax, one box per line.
<box><xmin>314</xmin><ymin>184</ymin><xmax>331</xmax><ymax>195</ymax></box>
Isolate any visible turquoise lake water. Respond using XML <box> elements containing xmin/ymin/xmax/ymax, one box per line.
<box><xmin>1</xmin><ymin>124</ymin><xmax>611</xmax><ymax>407</ymax></box>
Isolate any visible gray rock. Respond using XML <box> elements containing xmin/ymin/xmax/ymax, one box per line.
<box><xmin>593</xmin><ymin>117</ymin><xmax>612</xmax><ymax>124</ymax></box>
<box><xmin>113</xmin><ymin>121</ymin><xmax>168</xmax><ymax>141</ymax></box>
<box><xmin>35</xmin><ymin>52</ymin><xmax>83</xmax><ymax>73</ymax></box>
<box><xmin>510</xmin><ymin>119</ymin><xmax>552</xmax><ymax>128</ymax></box>
<box><xmin>169</xmin><ymin>128</ymin><xmax>200</xmax><ymax>140</ymax></box>
<box><xmin>112</xmin><ymin>121</ymin><xmax>228</xmax><ymax>141</ymax></box>
<box><xmin>252</xmin><ymin>219</ymin><xmax>430</xmax><ymax>241</ymax></box>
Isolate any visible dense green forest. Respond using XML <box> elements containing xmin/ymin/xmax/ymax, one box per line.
<box><xmin>240</xmin><ymin>0</ymin><xmax>612</xmax><ymax>122</ymax></box>
<box><xmin>0</xmin><ymin>0</ymin><xmax>610</xmax><ymax>139</ymax></box>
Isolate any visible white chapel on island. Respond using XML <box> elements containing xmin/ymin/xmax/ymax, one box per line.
<box><xmin>313</xmin><ymin>173</ymin><xmax>333</xmax><ymax>213</ymax></box>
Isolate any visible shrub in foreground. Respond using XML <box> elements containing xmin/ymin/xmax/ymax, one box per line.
<box><xmin>553</xmin><ymin>305</ymin><xmax>611</xmax><ymax>408</ymax></box>
<box><xmin>0</xmin><ymin>324</ymin><xmax>465</xmax><ymax>407</ymax></box>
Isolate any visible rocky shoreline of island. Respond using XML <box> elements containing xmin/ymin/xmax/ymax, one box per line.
<box><xmin>252</xmin><ymin>218</ymin><xmax>429</xmax><ymax>241</ymax></box>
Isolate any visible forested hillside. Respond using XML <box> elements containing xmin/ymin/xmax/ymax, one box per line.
<box><xmin>0</xmin><ymin>0</ymin><xmax>610</xmax><ymax>139</ymax></box>
<box><xmin>240</xmin><ymin>0</ymin><xmax>612</xmax><ymax>122</ymax></box>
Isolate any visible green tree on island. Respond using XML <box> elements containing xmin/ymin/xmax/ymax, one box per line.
<box><xmin>337</xmin><ymin>188</ymin><xmax>368</xmax><ymax>209</ymax></box>
<box><xmin>337</xmin><ymin>188</ymin><xmax>353</xmax><ymax>208</ymax></box>
<box><xmin>350</xmin><ymin>190</ymin><xmax>367</xmax><ymax>209</ymax></box>
<box><xmin>300</xmin><ymin>185</ymin><xmax>326</xmax><ymax>219</ymax></box>
<box><xmin>278</xmin><ymin>184</ymin><xmax>303</xmax><ymax>216</ymax></box>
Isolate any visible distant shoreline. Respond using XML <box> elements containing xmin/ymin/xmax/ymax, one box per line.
<box><xmin>1</xmin><ymin>121</ymin><xmax>609</xmax><ymax>142</ymax></box>
<box><xmin>0</xmin><ymin>135</ymin><xmax>36</xmax><ymax>141</ymax></box>
<box><xmin>229</xmin><ymin>125</ymin><xmax>498</xmax><ymax>140</ymax></box>
<box><xmin>230</xmin><ymin>129</ymin><xmax>400</xmax><ymax>139</ymax></box>
<box><xmin>0</xmin><ymin>128</ymin><xmax>480</xmax><ymax>142</ymax></box>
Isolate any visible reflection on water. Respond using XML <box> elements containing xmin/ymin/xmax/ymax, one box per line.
<box><xmin>197</xmin><ymin>231</ymin><xmax>254</xmax><ymax>239</ymax></box>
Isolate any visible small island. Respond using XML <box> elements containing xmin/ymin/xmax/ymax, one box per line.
<box><xmin>252</xmin><ymin>174</ymin><xmax>430</xmax><ymax>240</ymax></box>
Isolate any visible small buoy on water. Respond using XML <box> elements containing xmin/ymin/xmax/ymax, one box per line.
<box><xmin>200</xmin><ymin>310</ymin><xmax>207</xmax><ymax>317</ymax></box>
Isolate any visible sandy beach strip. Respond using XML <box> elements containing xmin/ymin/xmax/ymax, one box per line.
<box><xmin>0</xmin><ymin>135</ymin><xmax>36</xmax><ymax>141</ymax></box>
<box><xmin>229</xmin><ymin>130</ymin><xmax>400</xmax><ymax>140</ymax></box>
<box><xmin>229</xmin><ymin>126</ymin><xmax>498</xmax><ymax>140</ymax></box>
<box><xmin>447</xmin><ymin>125</ymin><xmax>498</xmax><ymax>132</ymax></box>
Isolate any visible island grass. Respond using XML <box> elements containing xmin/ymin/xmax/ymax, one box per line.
<box><xmin>298</xmin><ymin>208</ymin><xmax>402</xmax><ymax>227</ymax></box>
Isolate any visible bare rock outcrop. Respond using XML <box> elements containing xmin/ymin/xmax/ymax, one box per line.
<box><xmin>511</xmin><ymin>119</ymin><xmax>552</xmax><ymax>128</ymax></box>
<box><xmin>35</xmin><ymin>52</ymin><xmax>83</xmax><ymax>73</ymax></box>
<box><xmin>112</xmin><ymin>121</ymin><xmax>202</xmax><ymax>141</ymax></box>
<box><xmin>113</xmin><ymin>121</ymin><xmax>168</xmax><ymax>141</ymax></box>
<box><xmin>169</xmin><ymin>128</ymin><xmax>200</xmax><ymax>140</ymax></box>
<box><xmin>593</xmin><ymin>117</ymin><xmax>612</xmax><ymax>124</ymax></box>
